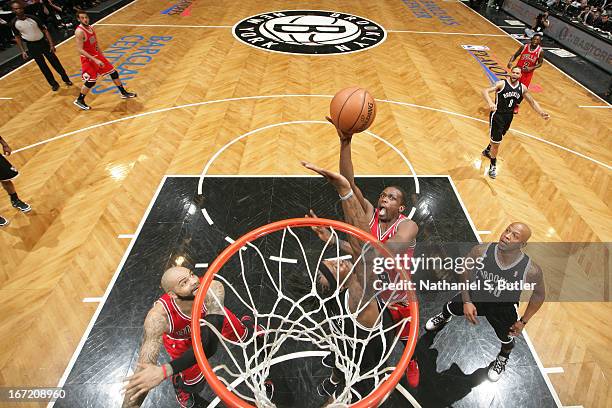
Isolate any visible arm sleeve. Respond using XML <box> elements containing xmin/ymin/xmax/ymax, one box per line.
<box><xmin>169</xmin><ymin>314</ymin><xmax>224</xmax><ymax>374</ymax></box>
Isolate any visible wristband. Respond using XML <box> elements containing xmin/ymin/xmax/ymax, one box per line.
<box><xmin>339</xmin><ymin>190</ymin><xmax>354</xmax><ymax>201</ymax></box>
<box><xmin>161</xmin><ymin>364</ymin><xmax>168</xmax><ymax>380</ymax></box>
<box><xmin>519</xmin><ymin>318</ymin><xmax>528</xmax><ymax>325</ymax></box>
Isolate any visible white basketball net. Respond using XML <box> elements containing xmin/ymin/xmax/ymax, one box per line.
<box><xmin>202</xmin><ymin>225</ymin><xmax>413</xmax><ymax>407</ymax></box>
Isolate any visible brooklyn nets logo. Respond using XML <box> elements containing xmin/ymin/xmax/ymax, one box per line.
<box><xmin>232</xmin><ymin>10</ymin><xmax>387</xmax><ymax>55</ymax></box>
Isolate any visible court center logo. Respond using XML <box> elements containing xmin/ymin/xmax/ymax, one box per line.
<box><xmin>233</xmin><ymin>10</ymin><xmax>387</xmax><ymax>55</ymax></box>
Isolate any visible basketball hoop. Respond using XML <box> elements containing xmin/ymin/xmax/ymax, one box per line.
<box><xmin>191</xmin><ymin>218</ymin><xmax>419</xmax><ymax>408</ymax></box>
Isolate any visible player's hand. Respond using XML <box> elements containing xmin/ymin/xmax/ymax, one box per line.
<box><xmin>301</xmin><ymin>161</ymin><xmax>351</xmax><ymax>195</ymax></box>
<box><xmin>509</xmin><ymin>320</ymin><xmax>525</xmax><ymax>336</ymax></box>
<box><xmin>2</xmin><ymin>144</ymin><xmax>11</xmax><ymax>156</ymax></box>
<box><xmin>306</xmin><ymin>209</ymin><xmax>332</xmax><ymax>242</ymax></box>
<box><xmin>540</xmin><ymin>111</ymin><xmax>550</xmax><ymax>120</ymax></box>
<box><xmin>463</xmin><ymin>302</ymin><xmax>478</xmax><ymax>324</ymax></box>
<box><xmin>123</xmin><ymin>363</ymin><xmax>165</xmax><ymax>401</ymax></box>
<box><xmin>489</xmin><ymin>103</ymin><xmax>497</xmax><ymax>112</ymax></box>
<box><xmin>21</xmin><ymin>51</ymin><xmax>28</xmax><ymax>60</ymax></box>
<box><xmin>506</xmin><ymin>62</ymin><xmax>513</xmax><ymax>69</ymax></box>
<box><xmin>93</xmin><ymin>58</ymin><xmax>104</xmax><ymax>67</ymax></box>
<box><xmin>325</xmin><ymin>116</ymin><xmax>353</xmax><ymax>142</ymax></box>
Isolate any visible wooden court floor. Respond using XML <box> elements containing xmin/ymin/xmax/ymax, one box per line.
<box><xmin>0</xmin><ymin>0</ymin><xmax>610</xmax><ymax>407</ymax></box>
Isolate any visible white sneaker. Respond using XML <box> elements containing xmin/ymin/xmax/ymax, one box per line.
<box><xmin>488</xmin><ymin>165</ymin><xmax>497</xmax><ymax>179</ymax></box>
<box><xmin>488</xmin><ymin>355</ymin><xmax>508</xmax><ymax>382</ymax></box>
<box><xmin>425</xmin><ymin>312</ymin><xmax>451</xmax><ymax>331</ymax></box>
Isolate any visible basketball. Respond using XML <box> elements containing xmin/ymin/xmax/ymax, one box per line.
<box><xmin>329</xmin><ymin>87</ymin><xmax>377</xmax><ymax>134</ymax></box>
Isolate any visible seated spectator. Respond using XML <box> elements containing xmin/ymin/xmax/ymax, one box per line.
<box><xmin>579</xmin><ymin>6</ymin><xmax>597</xmax><ymax>23</ymax></box>
<box><xmin>585</xmin><ymin>8</ymin><xmax>602</xmax><ymax>25</ymax></box>
<box><xmin>594</xmin><ymin>12</ymin><xmax>612</xmax><ymax>31</ymax></box>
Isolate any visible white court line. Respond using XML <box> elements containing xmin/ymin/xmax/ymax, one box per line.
<box><xmin>96</xmin><ymin>23</ymin><xmax>231</xmax><ymax>28</ymax></box>
<box><xmin>543</xmin><ymin>367</ymin><xmax>565</xmax><ymax>374</ymax></box>
<box><xmin>458</xmin><ymin>2</ymin><xmax>611</xmax><ymax>107</ymax></box>
<box><xmin>224</xmin><ymin>236</ymin><xmax>235</xmax><ymax>244</ymax></box>
<box><xmin>578</xmin><ymin>105</ymin><xmax>612</xmax><ymax>108</ymax></box>
<box><xmin>497</xmin><ymin>25</ymin><xmax>525</xmax><ymax>29</ymax></box>
<box><xmin>11</xmin><ymin>95</ymin><xmax>611</xmax><ymax>171</ymax></box>
<box><xmin>476</xmin><ymin>230</ymin><xmax>492</xmax><ymax>235</ymax></box>
<box><xmin>325</xmin><ymin>254</ymin><xmax>353</xmax><ymax>261</ymax></box>
<box><xmin>269</xmin><ymin>256</ymin><xmax>298</xmax><ymax>264</ymax></box>
<box><xmin>202</xmin><ymin>208</ymin><xmax>214</xmax><ymax>225</ymax></box>
<box><xmin>195</xmin><ymin>263</ymin><xmax>209</xmax><ymax>268</ymax></box>
<box><xmin>82</xmin><ymin>297</ymin><xmax>102</xmax><ymax>303</ymax></box>
<box><xmin>117</xmin><ymin>234</ymin><xmax>134</xmax><ymax>239</ymax></box>
<box><xmin>0</xmin><ymin>97</ymin><xmax>12</xmax><ymax>100</ymax></box>
<box><xmin>563</xmin><ymin>406</ymin><xmax>585</xmax><ymax>408</ymax></box>
<box><xmin>388</xmin><ymin>29</ymin><xmax>506</xmax><ymax>36</ymax></box>
<box><xmin>47</xmin><ymin>174</ymin><xmax>167</xmax><ymax>408</ymax></box>
<box><xmin>448</xmin><ymin>175</ymin><xmax>564</xmax><ymax>408</ymax></box>
<box><xmin>0</xmin><ymin>0</ymin><xmax>140</xmax><ymax>82</ymax></box>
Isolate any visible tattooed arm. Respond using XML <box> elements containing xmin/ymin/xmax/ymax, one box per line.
<box><xmin>122</xmin><ymin>303</ymin><xmax>169</xmax><ymax>408</ymax></box>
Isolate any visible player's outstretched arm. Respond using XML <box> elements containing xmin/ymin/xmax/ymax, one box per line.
<box><xmin>122</xmin><ymin>304</ymin><xmax>169</xmax><ymax>407</ymax></box>
<box><xmin>325</xmin><ymin>117</ymin><xmax>375</xmax><ymax>216</ymax></box>
<box><xmin>523</xmin><ymin>88</ymin><xmax>550</xmax><ymax>119</ymax></box>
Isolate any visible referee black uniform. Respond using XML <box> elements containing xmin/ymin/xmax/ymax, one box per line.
<box><xmin>489</xmin><ymin>79</ymin><xmax>523</xmax><ymax>144</ymax></box>
<box><xmin>10</xmin><ymin>10</ymin><xmax>71</xmax><ymax>90</ymax></box>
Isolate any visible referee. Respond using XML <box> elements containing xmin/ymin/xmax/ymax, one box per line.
<box><xmin>10</xmin><ymin>0</ymin><xmax>72</xmax><ymax>91</ymax></box>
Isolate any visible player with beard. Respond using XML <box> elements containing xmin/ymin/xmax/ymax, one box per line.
<box><xmin>481</xmin><ymin>67</ymin><xmax>550</xmax><ymax>179</ymax></box>
<box><xmin>302</xmin><ymin>161</ymin><xmax>399</xmax><ymax>403</ymax></box>
<box><xmin>122</xmin><ymin>267</ymin><xmax>251</xmax><ymax>408</ymax></box>
<box><xmin>425</xmin><ymin>222</ymin><xmax>546</xmax><ymax>381</ymax></box>
<box><xmin>305</xmin><ymin>118</ymin><xmax>420</xmax><ymax>388</ymax></box>
<box><xmin>73</xmin><ymin>10</ymin><xmax>136</xmax><ymax>110</ymax></box>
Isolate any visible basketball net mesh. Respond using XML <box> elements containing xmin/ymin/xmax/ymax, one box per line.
<box><xmin>196</xmin><ymin>221</ymin><xmax>417</xmax><ymax>408</ymax></box>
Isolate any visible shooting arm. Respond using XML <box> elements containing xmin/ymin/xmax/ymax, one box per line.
<box><xmin>340</xmin><ymin>139</ymin><xmax>374</xmax><ymax>216</ymax></box>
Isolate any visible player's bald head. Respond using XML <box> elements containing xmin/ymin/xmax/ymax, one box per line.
<box><xmin>161</xmin><ymin>266</ymin><xmax>191</xmax><ymax>292</ymax></box>
<box><xmin>509</xmin><ymin>222</ymin><xmax>532</xmax><ymax>243</ymax></box>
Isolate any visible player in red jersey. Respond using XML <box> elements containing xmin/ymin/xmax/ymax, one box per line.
<box><xmin>507</xmin><ymin>33</ymin><xmax>543</xmax><ymax>114</ymax></box>
<box><xmin>73</xmin><ymin>10</ymin><xmax>136</xmax><ymax>110</ymax></box>
<box><xmin>305</xmin><ymin>117</ymin><xmax>420</xmax><ymax>389</ymax></box>
<box><xmin>122</xmin><ymin>266</ymin><xmax>252</xmax><ymax>408</ymax></box>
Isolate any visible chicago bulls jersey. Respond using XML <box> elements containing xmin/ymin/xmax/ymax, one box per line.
<box><xmin>157</xmin><ymin>293</ymin><xmax>207</xmax><ymax>358</ymax></box>
<box><xmin>369</xmin><ymin>208</ymin><xmax>416</xmax><ymax>253</ymax></box>
<box><xmin>76</xmin><ymin>24</ymin><xmax>100</xmax><ymax>59</ymax></box>
<box><xmin>517</xmin><ymin>44</ymin><xmax>542</xmax><ymax>70</ymax></box>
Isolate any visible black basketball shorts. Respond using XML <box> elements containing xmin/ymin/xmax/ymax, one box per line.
<box><xmin>489</xmin><ymin>111</ymin><xmax>514</xmax><ymax>144</ymax></box>
<box><xmin>0</xmin><ymin>155</ymin><xmax>19</xmax><ymax>181</ymax></box>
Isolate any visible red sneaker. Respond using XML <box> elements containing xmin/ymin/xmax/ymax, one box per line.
<box><xmin>241</xmin><ymin>315</ymin><xmax>265</xmax><ymax>339</ymax></box>
<box><xmin>406</xmin><ymin>359</ymin><xmax>420</xmax><ymax>388</ymax></box>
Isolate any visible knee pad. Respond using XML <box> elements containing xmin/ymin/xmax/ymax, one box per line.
<box><xmin>109</xmin><ymin>71</ymin><xmax>119</xmax><ymax>80</ymax></box>
<box><xmin>84</xmin><ymin>80</ymin><xmax>96</xmax><ymax>89</ymax></box>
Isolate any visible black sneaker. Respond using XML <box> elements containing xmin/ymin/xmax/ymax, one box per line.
<box><xmin>425</xmin><ymin>312</ymin><xmax>451</xmax><ymax>331</ymax></box>
<box><xmin>0</xmin><ymin>215</ymin><xmax>8</xmax><ymax>227</ymax></box>
<box><xmin>51</xmin><ymin>83</ymin><xmax>60</xmax><ymax>91</ymax></box>
<box><xmin>73</xmin><ymin>99</ymin><xmax>91</xmax><ymax>110</ymax></box>
<box><xmin>482</xmin><ymin>149</ymin><xmax>491</xmax><ymax>159</ymax></box>
<box><xmin>317</xmin><ymin>377</ymin><xmax>339</xmax><ymax>398</ymax></box>
<box><xmin>11</xmin><ymin>198</ymin><xmax>31</xmax><ymax>213</ymax></box>
<box><xmin>488</xmin><ymin>355</ymin><xmax>508</xmax><ymax>382</ymax></box>
<box><xmin>121</xmin><ymin>91</ymin><xmax>137</xmax><ymax>99</ymax></box>
<box><xmin>65</xmin><ymin>80</ymin><xmax>73</xmax><ymax>86</ymax></box>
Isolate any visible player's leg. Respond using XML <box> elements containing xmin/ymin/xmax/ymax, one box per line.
<box><xmin>98</xmin><ymin>55</ymin><xmax>137</xmax><ymax>99</ymax></box>
<box><xmin>389</xmin><ymin>303</ymin><xmax>419</xmax><ymax>387</ymax></box>
<box><xmin>486</xmin><ymin>113</ymin><xmax>506</xmax><ymax>179</ymax></box>
<box><xmin>425</xmin><ymin>292</ymin><xmax>464</xmax><ymax>331</ymax></box>
<box><xmin>484</xmin><ymin>304</ymin><xmax>519</xmax><ymax>381</ymax></box>
<box><xmin>171</xmin><ymin>372</ymin><xmax>209</xmax><ymax>408</ymax></box>
<box><xmin>74</xmin><ymin>78</ymin><xmax>96</xmax><ymax>110</ymax></box>
<box><xmin>0</xmin><ymin>156</ymin><xmax>30</xmax><ymax>212</ymax></box>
